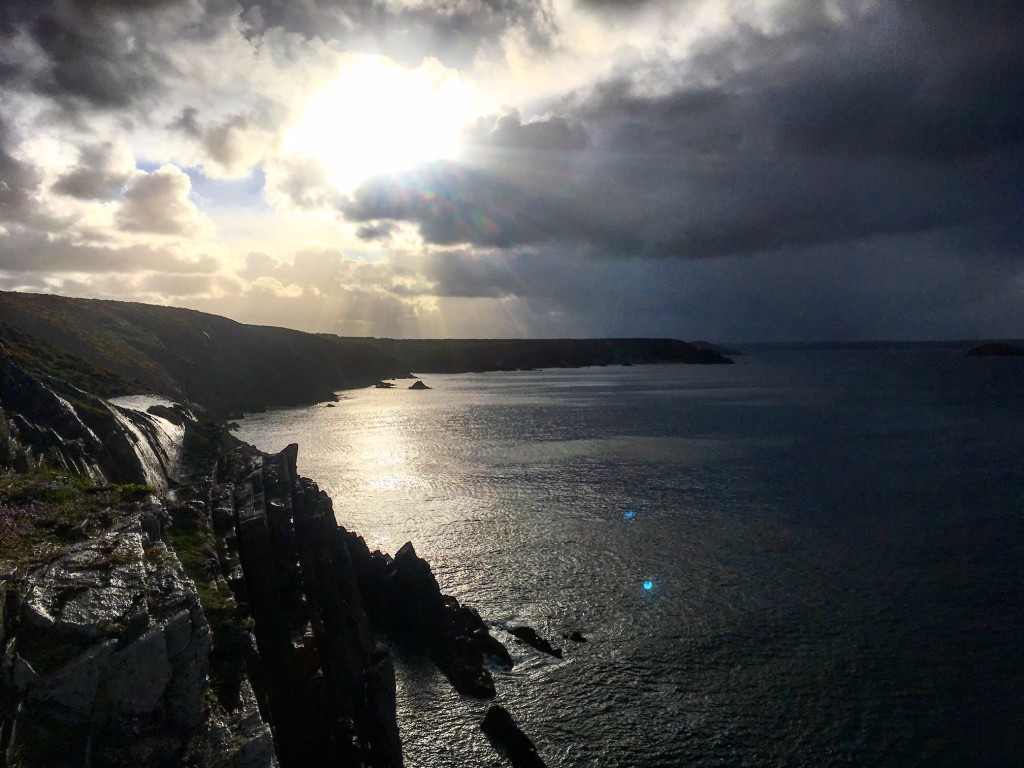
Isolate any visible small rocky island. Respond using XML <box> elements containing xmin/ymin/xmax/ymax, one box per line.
<box><xmin>966</xmin><ymin>342</ymin><xmax>1024</xmax><ymax>356</ymax></box>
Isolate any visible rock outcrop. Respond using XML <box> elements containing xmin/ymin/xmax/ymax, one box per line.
<box><xmin>507</xmin><ymin>626</ymin><xmax>562</xmax><ymax>659</ymax></box>
<box><xmin>172</xmin><ymin>433</ymin><xmax>404</xmax><ymax>768</ymax></box>
<box><xmin>480</xmin><ymin>705</ymin><xmax>549</xmax><ymax>768</ymax></box>
<box><xmin>0</xmin><ymin>512</ymin><xmax>275</xmax><ymax>768</ymax></box>
<box><xmin>343</xmin><ymin>538</ymin><xmax>512</xmax><ymax>698</ymax></box>
<box><xmin>0</xmin><ymin>336</ymin><xmax>552</xmax><ymax>768</ymax></box>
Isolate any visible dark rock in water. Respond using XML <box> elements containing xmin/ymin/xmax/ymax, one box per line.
<box><xmin>373</xmin><ymin>380</ymin><xmax>395</xmax><ymax>388</ymax></box>
<box><xmin>563</xmin><ymin>631</ymin><xmax>587</xmax><ymax>643</ymax></box>
<box><xmin>508</xmin><ymin>626</ymin><xmax>562</xmax><ymax>658</ymax></box>
<box><xmin>966</xmin><ymin>342</ymin><xmax>1024</xmax><ymax>356</ymax></box>
<box><xmin>408</xmin><ymin>380</ymin><xmax>430</xmax><ymax>390</ymax></box>
<box><xmin>325</xmin><ymin>402</ymin><xmax>336</xmax><ymax>407</ymax></box>
<box><xmin>344</xmin><ymin>537</ymin><xmax>511</xmax><ymax>698</ymax></box>
<box><xmin>481</xmin><ymin>705</ymin><xmax>549</xmax><ymax>768</ymax></box>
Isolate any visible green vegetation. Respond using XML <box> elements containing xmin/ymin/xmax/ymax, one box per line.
<box><xmin>0</xmin><ymin>322</ymin><xmax>138</xmax><ymax>399</ymax></box>
<box><xmin>0</xmin><ymin>466</ymin><xmax>152</xmax><ymax>568</ymax></box>
<box><xmin>167</xmin><ymin>521</ymin><xmax>250</xmax><ymax>710</ymax></box>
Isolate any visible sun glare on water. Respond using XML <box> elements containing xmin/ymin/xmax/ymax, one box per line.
<box><xmin>286</xmin><ymin>56</ymin><xmax>478</xmax><ymax>193</ymax></box>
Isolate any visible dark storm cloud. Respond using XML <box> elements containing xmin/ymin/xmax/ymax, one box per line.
<box><xmin>422</xmin><ymin>250</ymin><xmax>524</xmax><ymax>298</ymax></box>
<box><xmin>415</xmin><ymin>229</ymin><xmax>1024</xmax><ymax>341</ymax></box>
<box><xmin>463</xmin><ymin>110</ymin><xmax>588</xmax><ymax>152</ymax></box>
<box><xmin>347</xmin><ymin>1</ymin><xmax>1024</xmax><ymax>260</ymax></box>
<box><xmin>0</xmin><ymin>1</ymin><xmax>174</xmax><ymax>109</ymax></box>
<box><xmin>345</xmin><ymin>161</ymin><xmax>628</xmax><ymax>249</ymax></box>
<box><xmin>52</xmin><ymin>142</ymin><xmax>131</xmax><ymax>200</ymax></box>
<box><xmin>0</xmin><ymin>118</ymin><xmax>40</xmax><ymax>219</ymax></box>
<box><xmin>355</xmin><ymin>221</ymin><xmax>398</xmax><ymax>241</ymax></box>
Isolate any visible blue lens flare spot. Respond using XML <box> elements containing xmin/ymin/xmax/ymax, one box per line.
<box><xmin>624</xmin><ymin>510</ymin><xmax>635</xmax><ymax>519</ymax></box>
<box><xmin>643</xmin><ymin>580</ymin><xmax>653</xmax><ymax>591</ymax></box>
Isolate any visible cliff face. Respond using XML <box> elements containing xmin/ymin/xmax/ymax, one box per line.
<box><xmin>0</xmin><ymin>340</ymin><xmax>526</xmax><ymax>767</ymax></box>
<box><xmin>0</xmin><ymin>340</ymin><xmax>402</xmax><ymax>766</ymax></box>
<box><xmin>0</xmin><ymin>348</ymin><xmax>281</xmax><ymax>767</ymax></box>
<box><xmin>183</xmin><ymin>434</ymin><xmax>403</xmax><ymax>768</ymax></box>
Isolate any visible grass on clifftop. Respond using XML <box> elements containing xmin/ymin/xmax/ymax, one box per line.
<box><xmin>0</xmin><ymin>467</ymin><xmax>152</xmax><ymax>568</ymax></box>
<box><xmin>0</xmin><ymin>323</ymin><xmax>139</xmax><ymax>400</ymax></box>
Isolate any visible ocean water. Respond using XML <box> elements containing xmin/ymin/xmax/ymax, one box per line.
<box><xmin>233</xmin><ymin>350</ymin><xmax>1024</xmax><ymax>767</ymax></box>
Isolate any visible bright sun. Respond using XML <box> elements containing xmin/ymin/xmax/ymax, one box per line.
<box><xmin>285</xmin><ymin>56</ymin><xmax>478</xmax><ymax>194</ymax></box>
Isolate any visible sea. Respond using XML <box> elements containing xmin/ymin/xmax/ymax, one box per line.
<box><xmin>233</xmin><ymin>348</ymin><xmax>1024</xmax><ymax>768</ymax></box>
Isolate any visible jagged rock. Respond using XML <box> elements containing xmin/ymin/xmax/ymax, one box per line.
<box><xmin>210</xmin><ymin>440</ymin><xmax>403</xmax><ymax>767</ymax></box>
<box><xmin>408</xmin><ymin>381</ymin><xmax>430</xmax><ymax>390</ymax></box>
<box><xmin>7</xmin><ymin>512</ymin><xmax>219</xmax><ymax>765</ymax></box>
<box><xmin>481</xmin><ymin>705</ymin><xmax>549</xmax><ymax>768</ymax></box>
<box><xmin>345</xmin><ymin>538</ymin><xmax>510</xmax><ymax>698</ymax></box>
<box><xmin>373</xmin><ymin>381</ymin><xmax>395</xmax><ymax>388</ymax></box>
<box><xmin>508</xmin><ymin>626</ymin><xmax>562</xmax><ymax>658</ymax></box>
<box><xmin>563</xmin><ymin>631</ymin><xmax>587</xmax><ymax>643</ymax></box>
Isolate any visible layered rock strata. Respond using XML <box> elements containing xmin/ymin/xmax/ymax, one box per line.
<box><xmin>0</xmin><ymin>510</ymin><xmax>275</xmax><ymax>768</ymax></box>
<box><xmin>189</xmin><ymin>436</ymin><xmax>404</xmax><ymax>768</ymax></box>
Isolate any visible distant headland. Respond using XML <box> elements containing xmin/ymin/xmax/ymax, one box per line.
<box><xmin>0</xmin><ymin>290</ymin><xmax>732</xmax><ymax>418</ymax></box>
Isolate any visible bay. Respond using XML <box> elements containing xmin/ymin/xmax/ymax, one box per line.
<box><xmin>234</xmin><ymin>350</ymin><xmax>1024</xmax><ymax>767</ymax></box>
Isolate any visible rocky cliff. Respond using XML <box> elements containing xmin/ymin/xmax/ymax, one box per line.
<box><xmin>0</xmin><ymin>339</ymin><xmax>535</xmax><ymax>767</ymax></box>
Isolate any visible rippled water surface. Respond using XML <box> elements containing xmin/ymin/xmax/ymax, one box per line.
<box><xmin>234</xmin><ymin>351</ymin><xmax>1024</xmax><ymax>767</ymax></box>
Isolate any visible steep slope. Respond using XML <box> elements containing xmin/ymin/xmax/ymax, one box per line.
<box><xmin>0</xmin><ymin>292</ymin><xmax>410</xmax><ymax>417</ymax></box>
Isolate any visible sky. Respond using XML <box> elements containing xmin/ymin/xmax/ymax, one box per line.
<box><xmin>0</xmin><ymin>0</ymin><xmax>1021</xmax><ymax>341</ymax></box>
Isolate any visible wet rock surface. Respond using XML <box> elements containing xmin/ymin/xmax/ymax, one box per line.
<box><xmin>0</xmin><ymin>513</ymin><xmax>255</xmax><ymax>767</ymax></box>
